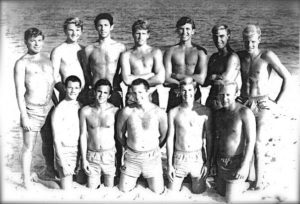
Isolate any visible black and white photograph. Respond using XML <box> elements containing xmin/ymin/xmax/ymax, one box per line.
<box><xmin>0</xmin><ymin>0</ymin><xmax>299</xmax><ymax>203</ymax></box>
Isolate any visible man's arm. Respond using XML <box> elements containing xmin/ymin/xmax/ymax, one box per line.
<box><xmin>265</xmin><ymin>50</ymin><xmax>291</xmax><ymax>104</ymax></box>
<box><xmin>14</xmin><ymin>59</ymin><xmax>31</xmax><ymax>131</ymax></box>
<box><xmin>235</xmin><ymin>108</ymin><xmax>256</xmax><ymax>179</ymax></box>
<box><xmin>204</xmin><ymin>109</ymin><xmax>213</xmax><ymax>167</ymax></box>
<box><xmin>116</xmin><ymin>108</ymin><xmax>128</xmax><ymax>147</ymax></box>
<box><xmin>163</xmin><ymin>48</ymin><xmax>180</xmax><ymax>87</ymax></box>
<box><xmin>221</xmin><ymin>53</ymin><xmax>240</xmax><ymax>81</ymax></box>
<box><xmin>81</xmin><ymin>46</ymin><xmax>93</xmax><ymax>87</ymax></box>
<box><xmin>79</xmin><ymin>107</ymin><xmax>90</xmax><ymax>175</ymax></box>
<box><xmin>51</xmin><ymin>106</ymin><xmax>72</xmax><ymax>174</ymax></box>
<box><xmin>147</xmin><ymin>49</ymin><xmax>165</xmax><ymax>86</ymax></box>
<box><xmin>50</xmin><ymin>47</ymin><xmax>65</xmax><ymax>92</ymax></box>
<box><xmin>166</xmin><ymin>109</ymin><xmax>176</xmax><ymax>182</ymax></box>
<box><xmin>121</xmin><ymin>52</ymin><xmax>154</xmax><ymax>86</ymax></box>
<box><xmin>158</xmin><ymin>109</ymin><xmax>168</xmax><ymax>147</ymax></box>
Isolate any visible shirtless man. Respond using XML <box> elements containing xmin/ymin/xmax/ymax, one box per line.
<box><xmin>80</xmin><ymin>79</ymin><xmax>119</xmax><ymax>188</ymax></box>
<box><xmin>166</xmin><ymin>77</ymin><xmax>212</xmax><ymax>194</ymax></box>
<box><xmin>163</xmin><ymin>16</ymin><xmax>208</xmax><ymax>112</ymax></box>
<box><xmin>213</xmin><ymin>81</ymin><xmax>256</xmax><ymax>203</ymax></box>
<box><xmin>120</xmin><ymin>20</ymin><xmax>165</xmax><ymax>106</ymax></box>
<box><xmin>14</xmin><ymin>28</ymin><xmax>55</xmax><ymax>188</ymax></box>
<box><xmin>116</xmin><ymin>78</ymin><xmax>168</xmax><ymax>193</ymax></box>
<box><xmin>83</xmin><ymin>13</ymin><xmax>126</xmax><ymax>108</ymax></box>
<box><xmin>51</xmin><ymin>17</ymin><xmax>88</xmax><ymax>104</ymax></box>
<box><xmin>237</xmin><ymin>25</ymin><xmax>291</xmax><ymax>189</ymax></box>
<box><xmin>205</xmin><ymin>24</ymin><xmax>240</xmax><ymax>110</ymax></box>
<box><xmin>52</xmin><ymin>75</ymin><xmax>82</xmax><ymax>189</ymax></box>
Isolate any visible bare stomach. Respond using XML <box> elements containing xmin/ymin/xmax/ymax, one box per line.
<box><xmin>87</xmin><ymin>128</ymin><xmax>115</xmax><ymax>150</ymax></box>
<box><xmin>126</xmin><ymin>133</ymin><xmax>160</xmax><ymax>151</ymax></box>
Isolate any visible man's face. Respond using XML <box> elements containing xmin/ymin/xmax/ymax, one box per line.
<box><xmin>65</xmin><ymin>24</ymin><xmax>82</xmax><ymax>43</ymax></box>
<box><xmin>25</xmin><ymin>35</ymin><xmax>44</xmax><ymax>54</ymax></box>
<box><xmin>95</xmin><ymin>85</ymin><xmax>111</xmax><ymax>104</ymax></box>
<box><xmin>133</xmin><ymin>29</ymin><xmax>149</xmax><ymax>46</ymax></box>
<box><xmin>181</xmin><ymin>83</ymin><xmax>195</xmax><ymax>102</ymax></box>
<box><xmin>65</xmin><ymin>81</ymin><xmax>81</xmax><ymax>101</ymax></box>
<box><xmin>177</xmin><ymin>23</ymin><xmax>194</xmax><ymax>42</ymax></box>
<box><xmin>213</xmin><ymin>29</ymin><xmax>229</xmax><ymax>50</ymax></box>
<box><xmin>132</xmin><ymin>84</ymin><xmax>149</xmax><ymax>105</ymax></box>
<box><xmin>219</xmin><ymin>85</ymin><xmax>236</xmax><ymax>108</ymax></box>
<box><xmin>96</xmin><ymin>19</ymin><xmax>113</xmax><ymax>38</ymax></box>
<box><xmin>243</xmin><ymin>33</ymin><xmax>261</xmax><ymax>54</ymax></box>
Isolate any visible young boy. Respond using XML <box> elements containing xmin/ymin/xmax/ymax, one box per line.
<box><xmin>51</xmin><ymin>17</ymin><xmax>88</xmax><ymax>104</ymax></box>
<box><xmin>14</xmin><ymin>27</ymin><xmax>55</xmax><ymax>189</ymax></box>
<box><xmin>213</xmin><ymin>81</ymin><xmax>256</xmax><ymax>202</ymax></box>
<box><xmin>52</xmin><ymin>75</ymin><xmax>82</xmax><ymax>189</ymax></box>
<box><xmin>166</xmin><ymin>77</ymin><xmax>212</xmax><ymax>194</ymax></box>
<box><xmin>80</xmin><ymin>79</ymin><xmax>119</xmax><ymax>188</ymax></box>
<box><xmin>163</xmin><ymin>16</ymin><xmax>208</xmax><ymax>112</ymax></box>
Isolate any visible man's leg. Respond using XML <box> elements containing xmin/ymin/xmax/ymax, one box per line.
<box><xmin>87</xmin><ymin>175</ymin><xmax>101</xmax><ymax>189</ymax></box>
<box><xmin>40</xmin><ymin>107</ymin><xmax>56</xmax><ymax>178</ymax></box>
<box><xmin>253</xmin><ymin>111</ymin><xmax>269</xmax><ymax>190</ymax></box>
<box><xmin>104</xmin><ymin>174</ymin><xmax>115</xmax><ymax>187</ymax></box>
<box><xmin>147</xmin><ymin>174</ymin><xmax>165</xmax><ymax>194</ymax></box>
<box><xmin>118</xmin><ymin>173</ymin><xmax>137</xmax><ymax>192</ymax></box>
<box><xmin>168</xmin><ymin>176</ymin><xmax>184</xmax><ymax>192</ymax></box>
<box><xmin>22</xmin><ymin>130</ymin><xmax>38</xmax><ymax>189</ymax></box>
<box><xmin>60</xmin><ymin>174</ymin><xmax>73</xmax><ymax>190</ymax></box>
<box><xmin>226</xmin><ymin>181</ymin><xmax>246</xmax><ymax>203</ymax></box>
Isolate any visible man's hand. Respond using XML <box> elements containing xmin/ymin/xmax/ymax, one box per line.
<box><xmin>167</xmin><ymin>165</ymin><xmax>176</xmax><ymax>183</ymax></box>
<box><xmin>21</xmin><ymin>115</ymin><xmax>32</xmax><ymax>131</ymax></box>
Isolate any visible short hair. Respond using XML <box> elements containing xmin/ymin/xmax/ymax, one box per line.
<box><xmin>132</xmin><ymin>20</ymin><xmax>150</xmax><ymax>34</ymax></box>
<box><xmin>24</xmin><ymin>27</ymin><xmax>44</xmax><ymax>41</ymax></box>
<box><xmin>243</xmin><ymin>24</ymin><xmax>261</xmax><ymax>38</ymax></box>
<box><xmin>131</xmin><ymin>78</ymin><xmax>150</xmax><ymax>90</ymax></box>
<box><xmin>218</xmin><ymin>80</ymin><xmax>238</xmax><ymax>93</ymax></box>
<box><xmin>94</xmin><ymin>79</ymin><xmax>112</xmax><ymax>93</ymax></box>
<box><xmin>64</xmin><ymin>75</ymin><xmax>82</xmax><ymax>88</ymax></box>
<box><xmin>94</xmin><ymin>13</ymin><xmax>113</xmax><ymax>28</ymax></box>
<box><xmin>176</xmin><ymin>16</ymin><xmax>195</xmax><ymax>29</ymax></box>
<box><xmin>211</xmin><ymin>24</ymin><xmax>231</xmax><ymax>36</ymax></box>
<box><xmin>179</xmin><ymin>77</ymin><xmax>197</xmax><ymax>88</ymax></box>
<box><xmin>63</xmin><ymin>17</ymin><xmax>83</xmax><ymax>31</ymax></box>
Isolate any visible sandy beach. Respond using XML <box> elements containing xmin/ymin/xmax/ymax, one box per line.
<box><xmin>1</xmin><ymin>28</ymin><xmax>299</xmax><ymax>203</ymax></box>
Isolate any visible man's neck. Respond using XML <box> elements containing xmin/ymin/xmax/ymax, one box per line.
<box><xmin>27</xmin><ymin>51</ymin><xmax>41</xmax><ymax>59</ymax></box>
<box><xmin>218</xmin><ymin>47</ymin><xmax>229</xmax><ymax>56</ymax></box>
<box><xmin>181</xmin><ymin>100</ymin><xmax>194</xmax><ymax>109</ymax></box>
<box><xmin>65</xmin><ymin>39</ymin><xmax>78</xmax><ymax>44</ymax></box>
<box><xmin>134</xmin><ymin>44</ymin><xmax>150</xmax><ymax>51</ymax></box>
<box><xmin>179</xmin><ymin>39</ymin><xmax>192</xmax><ymax>47</ymax></box>
<box><xmin>98</xmin><ymin>36</ymin><xmax>112</xmax><ymax>44</ymax></box>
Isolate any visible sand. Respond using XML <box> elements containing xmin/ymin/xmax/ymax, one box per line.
<box><xmin>1</xmin><ymin>33</ymin><xmax>299</xmax><ymax>203</ymax></box>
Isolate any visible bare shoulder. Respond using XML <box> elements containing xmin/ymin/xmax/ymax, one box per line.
<box><xmin>192</xmin><ymin>43</ymin><xmax>207</xmax><ymax>55</ymax></box>
<box><xmin>112</xmin><ymin>40</ymin><xmax>126</xmax><ymax>52</ymax></box>
<box><xmin>15</xmin><ymin>54</ymin><xmax>28</xmax><ymax>67</ymax></box>
<box><xmin>80</xmin><ymin>105</ymin><xmax>92</xmax><ymax>115</ymax></box>
<box><xmin>168</xmin><ymin>106</ymin><xmax>179</xmax><ymax>117</ymax></box>
<box><xmin>261</xmin><ymin>49</ymin><xmax>277</xmax><ymax>61</ymax></box>
<box><xmin>194</xmin><ymin>103</ymin><xmax>211</xmax><ymax>116</ymax></box>
<box><xmin>237</xmin><ymin>103</ymin><xmax>254</xmax><ymax>118</ymax></box>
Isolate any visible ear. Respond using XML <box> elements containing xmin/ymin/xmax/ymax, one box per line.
<box><xmin>191</xmin><ymin>29</ymin><xmax>195</xmax><ymax>35</ymax></box>
<box><xmin>110</xmin><ymin>24</ymin><xmax>114</xmax><ymax>31</ymax></box>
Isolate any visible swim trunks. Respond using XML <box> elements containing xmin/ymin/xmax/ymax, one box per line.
<box><xmin>55</xmin><ymin>145</ymin><xmax>78</xmax><ymax>177</ymax></box>
<box><xmin>87</xmin><ymin>148</ymin><xmax>116</xmax><ymax>177</ymax></box>
<box><xmin>217</xmin><ymin>154</ymin><xmax>245</xmax><ymax>183</ymax></box>
<box><xmin>120</xmin><ymin>147</ymin><xmax>163</xmax><ymax>178</ymax></box>
<box><xmin>25</xmin><ymin>101</ymin><xmax>53</xmax><ymax>131</ymax></box>
<box><xmin>236</xmin><ymin>95</ymin><xmax>271</xmax><ymax>117</ymax></box>
<box><xmin>173</xmin><ymin>149</ymin><xmax>204</xmax><ymax>178</ymax></box>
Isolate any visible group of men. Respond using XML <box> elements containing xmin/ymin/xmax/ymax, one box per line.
<box><xmin>14</xmin><ymin>13</ymin><xmax>291</xmax><ymax>203</ymax></box>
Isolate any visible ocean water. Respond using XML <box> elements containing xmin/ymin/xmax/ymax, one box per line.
<box><xmin>1</xmin><ymin>0</ymin><xmax>299</xmax><ymax>74</ymax></box>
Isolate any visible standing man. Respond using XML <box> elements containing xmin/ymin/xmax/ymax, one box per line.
<box><xmin>213</xmin><ymin>81</ymin><xmax>256</xmax><ymax>203</ymax></box>
<box><xmin>237</xmin><ymin>24</ymin><xmax>291</xmax><ymax>190</ymax></box>
<box><xmin>14</xmin><ymin>28</ymin><xmax>55</xmax><ymax>188</ymax></box>
<box><xmin>52</xmin><ymin>75</ymin><xmax>82</xmax><ymax>189</ymax></box>
<box><xmin>80</xmin><ymin>79</ymin><xmax>119</xmax><ymax>188</ymax></box>
<box><xmin>51</xmin><ymin>17</ymin><xmax>88</xmax><ymax>104</ymax></box>
<box><xmin>120</xmin><ymin>19</ymin><xmax>165</xmax><ymax>106</ymax></box>
<box><xmin>116</xmin><ymin>78</ymin><xmax>167</xmax><ymax>193</ymax></box>
<box><xmin>166</xmin><ymin>77</ymin><xmax>212</xmax><ymax>194</ymax></box>
<box><xmin>163</xmin><ymin>16</ymin><xmax>208</xmax><ymax>112</ymax></box>
<box><xmin>204</xmin><ymin>24</ymin><xmax>240</xmax><ymax>110</ymax></box>
<box><xmin>83</xmin><ymin>13</ymin><xmax>126</xmax><ymax>108</ymax></box>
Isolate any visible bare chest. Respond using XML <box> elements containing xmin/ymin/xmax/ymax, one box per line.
<box><xmin>87</xmin><ymin>112</ymin><xmax>115</xmax><ymax>129</ymax></box>
<box><xmin>129</xmin><ymin>53</ymin><xmax>154</xmax><ymax>74</ymax></box>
